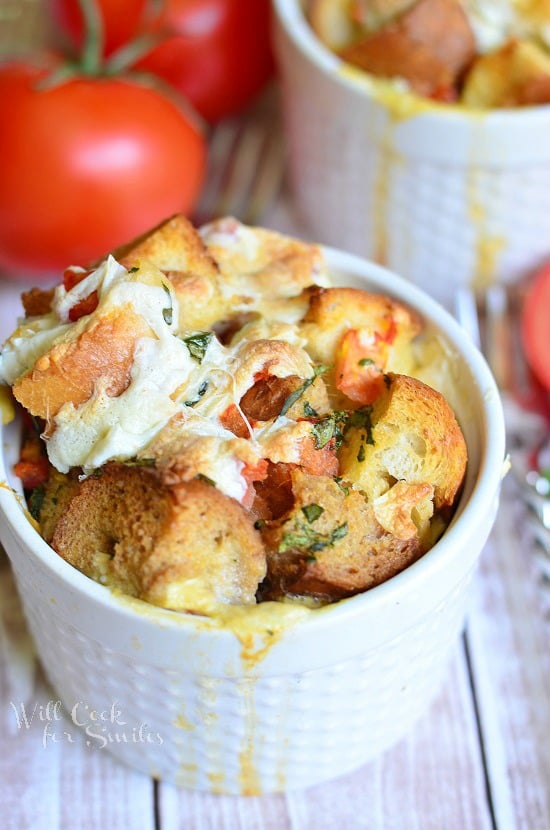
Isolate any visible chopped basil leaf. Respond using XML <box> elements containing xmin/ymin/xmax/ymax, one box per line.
<box><xmin>301</xmin><ymin>503</ymin><xmax>324</xmax><ymax>523</ymax></box>
<box><xmin>195</xmin><ymin>473</ymin><xmax>216</xmax><ymax>487</ymax></box>
<box><xmin>279</xmin><ymin>519</ymin><xmax>348</xmax><ymax>553</ymax></box>
<box><xmin>303</xmin><ymin>401</ymin><xmax>318</xmax><ymax>418</ymax></box>
<box><xmin>333</xmin><ymin>476</ymin><xmax>350</xmax><ymax>496</ymax></box>
<box><xmin>183</xmin><ymin>331</ymin><xmax>214</xmax><ymax>363</ymax></box>
<box><xmin>311</xmin><ymin>418</ymin><xmax>335</xmax><ymax>449</ymax></box>
<box><xmin>184</xmin><ymin>380</ymin><xmax>208</xmax><ymax>407</ymax></box>
<box><xmin>280</xmin><ymin>365</ymin><xmax>330</xmax><ymax>416</ymax></box>
<box><xmin>311</xmin><ymin>410</ymin><xmax>348</xmax><ymax>450</ymax></box>
<box><xmin>161</xmin><ymin>283</ymin><xmax>173</xmax><ymax>325</ymax></box>
<box><xmin>348</xmin><ymin>406</ymin><xmax>375</xmax><ymax>445</ymax></box>
<box><xmin>28</xmin><ymin>485</ymin><xmax>45</xmax><ymax>521</ymax></box>
<box><xmin>280</xmin><ymin>384</ymin><xmax>308</xmax><ymax>417</ymax></box>
<box><xmin>124</xmin><ymin>457</ymin><xmax>155</xmax><ymax>467</ymax></box>
<box><xmin>330</xmin><ymin>522</ymin><xmax>348</xmax><ymax>542</ymax></box>
<box><xmin>358</xmin><ymin>357</ymin><xmax>375</xmax><ymax>366</ymax></box>
<box><xmin>127</xmin><ymin>266</ymin><xmax>140</xmax><ymax>274</ymax></box>
<box><xmin>309</xmin><ymin>406</ymin><xmax>376</xmax><ymax>453</ymax></box>
<box><xmin>357</xmin><ymin>442</ymin><xmax>366</xmax><ymax>462</ymax></box>
<box><xmin>278</xmin><ymin>528</ymin><xmax>315</xmax><ymax>551</ymax></box>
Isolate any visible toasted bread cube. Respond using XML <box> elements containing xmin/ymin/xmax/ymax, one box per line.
<box><xmin>114</xmin><ymin>213</ymin><xmax>219</xmax><ymax>278</ymax></box>
<box><xmin>299</xmin><ymin>285</ymin><xmax>421</xmax><ymax>370</ymax></box>
<box><xmin>260</xmin><ymin>469</ymin><xmax>429</xmax><ymax>601</ymax></box>
<box><xmin>339</xmin><ymin>373</ymin><xmax>467</xmax><ymax>511</ymax></box>
<box><xmin>113</xmin><ymin>213</ymin><xmax>226</xmax><ymax>331</ymax></box>
<box><xmin>43</xmin><ymin>466</ymin><xmax>266</xmax><ymax>612</ymax></box>
<box><xmin>339</xmin><ymin>0</ymin><xmax>475</xmax><ymax>98</ymax></box>
<box><xmin>308</xmin><ymin>0</ymin><xmax>357</xmax><ymax>50</ymax></box>
<box><xmin>13</xmin><ymin>306</ymin><xmax>153</xmax><ymax>420</ymax></box>
<box><xmin>461</xmin><ymin>39</ymin><xmax>550</xmax><ymax>108</ymax></box>
<box><xmin>307</xmin><ymin>0</ymin><xmax>417</xmax><ymax>49</ymax></box>
<box><xmin>199</xmin><ymin>216</ymin><xmax>328</xmax><ymax>301</ymax></box>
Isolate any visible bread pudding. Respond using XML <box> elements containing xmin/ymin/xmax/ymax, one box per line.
<box><xmin>0</xmin><ymin>215</ymin><xmax>467</xmax><ymax>615</ymax></box>
<box><xmin>307</xmin><ymin>0</ymin><xmax>550</xmax><ymax>107</ymax></box>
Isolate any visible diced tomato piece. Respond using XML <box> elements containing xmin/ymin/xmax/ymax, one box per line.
<box><xmin>242</xmin><ymin>458</ymin><xmax>269</xmax><ymax>484</ymax></box>
<box><xmin>430</xmin><ymin>84</ymin><xmax>458</xmax><ymax>103</ymax></box>
<box><xmin>63</xmin><ymin>266</ymin><xmax>90</xmax><ymax>291</ymax></box>
<box><xmin>335</xmin><ymin>328</ymin><xmax>389</xmax><ymax>404</ymax></box>
<box><xmin>253</xmin><ymin>369</ymin><xmax>271</xmax><ymax>383</ymax></box>
<box><xmin>241</xmin><ymin>458</ymin><xmax>269</xmax><ymax>509</ymax></box>
<box><xmin>63</xmin><ymin>267</ymin><xmax>98</xmax><ymax>321</ymax></box>
<box><xmin>13</xmin><ymin>457</ymin><xmax>49</xmax><ymax>489</ymax></box>
<box><xmin>298</xmin><ymin>437</ymin><xmax>339</xmax><ymax>476</ymax></box>
<box><xmin>68</xmin><ymin>290</ymin><xmax>99</xmax><ymax>322</ymax></box>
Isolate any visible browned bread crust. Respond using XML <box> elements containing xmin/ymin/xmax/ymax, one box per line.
<box><xmin>114</xmin><ymin>213</ymin><xmax>219</xmax><ymax>278</ymax></box>
<box><xmin>44</xmin><ymin>465</ymin><xmax>266</xmax><ymax>610</ymax></box>
<box><xmin>13</xmin><ymin>306</ymin><xmax>153</xmax><ymax>419</ymax></box>
<box><xmin>259</xmin><ymin>469</ymin><xmax>429</xmax><ymax>601</ymax></box>
<box><xmin>21</xmin><ymin>287</ymin><xmax>55</xmax><ymax>317</ymax></box>
<box><xmin>339</xmin><ymin>0</ymin><xmax>475</xmax><ymax>98</ymax></box>
<box><xmin>339</xmin><ymin>372</ymin><xmax>467</xmax><ymax>511</ymax></box>
<box><xmin>299</xmin><ymin>285</ymin><xmax>421</xmax><ymax>365</ymax></box>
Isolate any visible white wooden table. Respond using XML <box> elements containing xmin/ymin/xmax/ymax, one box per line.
<box><xmin>0</xmin><ymin>3</ymin><xmax>549</xmax><ymax>825</ymax></box>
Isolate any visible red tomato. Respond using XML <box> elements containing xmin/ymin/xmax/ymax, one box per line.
<box><xmin>13</xmin><ymin>458</ymin><xmax>50</xmax><ymax>490</ymax></box>
<box><xmin>51</xmin><ymin>0</ymin><xmax>275</xmax><ymax>123</ymax></box>
<box><xmin>49</xmin><ymin>0</ymin><xmax>147</xmax><ymax>57</ymax></box>
<box><xmin>522</xmin><ymin>263</ymin><xmax>550</xmax><ymax>392</ymax></box>
<box><xmin>0</xmin><ymin>59</ymin><xmax>207</xmax><ymax>278</ymax></box>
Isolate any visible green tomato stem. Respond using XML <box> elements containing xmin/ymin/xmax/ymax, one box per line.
<box><xmin>105</xmin><ymin>31</ymin><xmax>165</xmax><ymax>75</ymax></box>
<box><xmin>77</xmin><ymin>0</ymin><xmax>104</xmax><ymax>74</ymax></box>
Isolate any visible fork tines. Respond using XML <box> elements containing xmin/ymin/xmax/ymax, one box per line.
<box><xmin>193</xmin><ymin>90</ymin><xmax>285</xmax><ymax>228</ymax></box>
<box><xmin>455</xmin><ymin>282</ymin><xmax>550</xmax><ymax>585</ymax></box>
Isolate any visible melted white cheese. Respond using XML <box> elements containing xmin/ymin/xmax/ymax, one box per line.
<box><xmin>463</xmin><ymin>0</ymin><xmax>550</xmax><ymax>51</ymax></box>
<box><xmin>0</xmin><ymin>315</ymin><xmax>71</xmax><ymax>385</ymax></box>
<box><xmin>0</xmin><ymin>249</ymin><xmax>321</xmax><ymax>499</ymax></box>
<box><xmin>49</xmin><ymin>333</ymin><xmax>194</xmax><ymax>472</ymax></box>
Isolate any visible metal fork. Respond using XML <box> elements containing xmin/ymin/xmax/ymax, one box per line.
<box><xmin>193</xmin><ymin>87</ymin><xmax>286</xmax><ymax>227</ymax></box>
<box><xmin>455</xmin><ymin>283</ymin><xmax>550</xmax><ymax>579</ymax></box>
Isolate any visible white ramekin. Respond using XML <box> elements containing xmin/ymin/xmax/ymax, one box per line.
<box><xmin>272</xmin><ymin>0</ymin><xmax>550</xmax><ymax>309</ymax></box>
<box><xmin>0</xmin><ymin>248</ymin><xmax>505</xmax><ymax>794</ymax></box>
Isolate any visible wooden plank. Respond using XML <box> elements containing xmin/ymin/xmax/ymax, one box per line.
<box><xmin>157</xmin><ymin>641</ymin><xmax>492</xmax><ymax>829</ymax></box>
<box><xmin>159</xmin><ymin>782</ymin><xmax>290</xmax><ymax>830</ymax></box>
<box><xmin>1</xmin><ymin>555</ymin><xmax>62</xmax><ymax>830</ymax></box>
<box><xmin>283</xmin><ymin>647</ymin><xmax>492</xmax><ymax>830</ymax></box>
<box><xmin>465</xmin><ymin>478</ymin><xmax>550</xmax><ymax>830</ymax></box>
<box><xmin>58</xmin><ymin>738</ymin><xmax>156</xmax><ymax>830</ymax></box>
<box><xmin>0</xmin><ymin>553</ymin><xmax>156</xmax><ymax>830</ymax></box>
